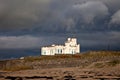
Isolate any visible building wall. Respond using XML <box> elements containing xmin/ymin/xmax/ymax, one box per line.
<box><xmin>41</xmin><ymin>38</ymin><xmax>80</xmax><ymax>55</ymax></box>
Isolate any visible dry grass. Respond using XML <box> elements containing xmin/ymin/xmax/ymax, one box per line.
<box><xmin>1</xmin><ymin>51</ymin><xmax>120</xmax><ymax>71</ymax></box>
<box><xmin>80</xmin><ymin>51</ymin><xmax>120</xmax><ymax>59</ymax></box>
<box><xmin>24</xmin><ymin>54</ymin><xmax>78</xmax><ymax>62</ymax></box>
<box><xmin>3</xmin><ymin>65</ymin><xmax>32</xmax><ymax>71</ymax></box>
<box><xmin>107</xmin><ymin>59</ymin><xmax>120</xmax><ymax>66</ymax></box>
<box><xmin>24</xmin><ymin>51</ymin><xmax>120</xmax><ymax>62</ymax></box>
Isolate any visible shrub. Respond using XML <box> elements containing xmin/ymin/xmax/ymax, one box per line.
<box><xmin>24</xmin><ymin>56</ymin><xmax>41</xmax><ymax>62</ymax></box>
<box><xmin>3</xmin><ymin>65</ymin><xmax>32</xmax><ymax>71</ymax></box>
<box><xmin>94</xmin><ymin>63</ymin><xmax>104</xmax><ymax>68</ymax></box>
<box><xmin>107</xmin><ymin>60</ymin><xmax>120</xmax><ymax>66</ymax></box>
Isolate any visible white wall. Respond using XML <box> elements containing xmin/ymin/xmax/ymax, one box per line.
<box><xmin>41</xmin><ymin>38</ymin><xmax>80</xmax><ymax>55</ymax></box>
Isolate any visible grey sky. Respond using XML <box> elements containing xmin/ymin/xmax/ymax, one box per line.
<box><xmin>0</xmin><ymin>0</ymin><xmax>120</xmax><ymax>50</ymax></box>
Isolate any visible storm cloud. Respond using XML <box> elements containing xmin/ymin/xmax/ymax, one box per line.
<box><xmin>0</xmin><ymin>35</ymin><xmax>66</xmax><ymax>49</ymax></box>
<box><xmin>0</xmin><ymin>0</ymin><xmax>119</xmax><ymax>32</ymax></box>
<box><xmin>0</xmin><ymin>0</ymin><xmax>120</xmax><ymax>50</ymax></box>
<box><xmin>0</xmin><ymin>0</ymin><xmax>51</xmax><ymax>31</ymax></box>
<box><xmin>110</xmin><ymin>10</ymin><xmax>120</xmax><ymax>25</ymax></box>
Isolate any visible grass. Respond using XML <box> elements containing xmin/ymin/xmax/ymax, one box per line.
<box><xmin>80</xmin><ymin>51</ymin><xmax>120</xmax><ymax>59</ymax></box>
<box><xmin>3</xmin><ymin>65</ymin><xmax>32</xmax><ymax>71</ymax></box>
<box><xmin>94</xmin><ymin>63</ymin><xmax>105</xmax><ymax>68</ymax></box>
<box><xmin>24</xmin><ymin>56</ymin><xmax>42</xmax><ymax>62</ymax></box>
<box><xmin>1</xmin><ymin>51</ymin><xmax>120</xmax><ymax>71</ymax></box>
<box><xmin>24</xmin><ymin>54</ymin><xmax>81</xmax><ymax>62</ymax></box>
<box><xmin>24</xmin><ymin>51</ymin><xmax>120</xmax><ymax>62</ymax></box>
<box><xmin>107</xmin><ymin>59</ymin><xmax>120</xmax><ymax>66</ymax></box>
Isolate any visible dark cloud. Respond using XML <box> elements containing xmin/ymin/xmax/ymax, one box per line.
<box><xmin>0</xmin><ymin>0</ymin><xmax>120</xmax><ymax>50</ymax></box>
<box><xmin>0</xmin><ymin>35</ymin><xmax>42</xmax><ymax>49</ymax></box>
<box><xmin>0</xmin><ymin>0</ymin><xmax>51</xmax><ymax>31</ymax></box>
<box><xmin>0</xmin><ymin>0</ymin><xmax>120</xmax><ymax>32</ymax></box>
<box><xmin>72</xmin><ymin>1</ymin><xmax>108</xmax><ymax>24</ymax></box>
<box><xmin>0</xmin><ymin>31</ymin><xmax>120</xmax><ymax>49</ymax></box>
<box><xmin>61</xmin><ymin>1</ymin><xmax>109</xmax><ymax>32</ymax></box>
<box><xmin>0</xmin><ymin>35</ymin><xmax>66</xmax><ymax>49</ymax></box>
<box><xmin>102</xmin><ymin>0</ymin><xmax>120</xmax><ymax>13</ymax></box>
<box><xmin>110</xmin><ymin>10</ymin><xmax>120</xmax><ymax>25</ymax></box>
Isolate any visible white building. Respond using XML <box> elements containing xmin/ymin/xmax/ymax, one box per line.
<box><xmin>41</xmin><ymin>38</ymin><xmax>80</xmax><ymax>55</ymax></box>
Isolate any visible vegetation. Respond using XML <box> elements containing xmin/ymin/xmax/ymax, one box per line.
<box><xmin>107</xmin><ymin>59</ymin><xmax>120</xmax><ymax>66</ymax></box>
<box><xmin>23</xmin><ymin>51</ymin><xmax>120</xmax><ymax>62</ymax></box>
<box><xmin>3</xmin><ymin>65</ymin><xmax>32</xmax><ymax>71</ymax></box>
<box><xmin>94</xmin><ymin>63</ymin><xmax>105</xmax><ymax>68</ymax></box>
<box><xmin>0</xmin><ymin>51</ymin><xmax>120</xmax><ymax>71</ymax></box>
<box><xmin>81</xmin><ymin>51</ymin><xmax>120</xmax><ymax>59</ymax></box>
<box><xmin>24</xmin><ymin>54</ymin><xmax>80</xmax><ymax>62</ymax></box>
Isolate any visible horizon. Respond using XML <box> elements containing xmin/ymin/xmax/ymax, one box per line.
<box><xmin>0</xmin><ymin>48</ymin><xmax>120</xmax><ymax>60</ymax></box>
<box><xmin>0</xmin><ymin>0</ymin><xmax>120</xmax><ymax>60</ymax></box>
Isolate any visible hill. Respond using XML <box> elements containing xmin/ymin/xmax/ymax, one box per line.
<box><xmin>0</xmin><ymin>51</ymin><xmax>120</xmax><ymax>80</ymax></box>
<box><xmin>0</xmin><ymin>51</ymin><xmax>120</xmax><ymax>71</ymax></box>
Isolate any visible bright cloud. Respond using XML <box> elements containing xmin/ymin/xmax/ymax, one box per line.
<box><xmin>110</xmin><ymin>10</ymin><xmax>120</xmax><ymax>25</ymax></box>
<box><xmin>72</xmin><ymin>1</ymin><xmax>109</xmax><ymax>24</ymax></box>
<box><xmin>0</xmin><ymin>35</ymin><xmax>43</xmax><ymax>49</ymax></box>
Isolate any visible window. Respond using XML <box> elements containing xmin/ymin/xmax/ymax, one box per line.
<box><xmin>60</xmin><ymin>49</ymin><xmax>62</xmax><ymax>53</ymax></box>
<box><xmin>43</xmin><ymin>51</ymin><xmax>46</xmax><ymax>55</ymax></box>
<box><xmin>57</xmin><ymin>49</ymin><xmax>62</xmax><ymax>54</ymax></box>
<box><xmin>58</xmin><ymin>49</ymin><xmax>59</xmax><ymax>53</ymax></box>
<box><xmin>72</xmin><ymin>50</ymin><xmax>75</xmax><ymax>54</ymax></box>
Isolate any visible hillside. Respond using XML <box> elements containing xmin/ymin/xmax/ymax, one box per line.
<box><xmin>0</xmin><ymin>51</ymin><xmax>120</xmax><ymax>80</ymax></box>
<box><xmin>0</xmin><ymin>51</ymin><xmax>120</xmax><ymax>70</ymax></box>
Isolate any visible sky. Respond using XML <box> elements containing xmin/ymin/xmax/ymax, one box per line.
<box><xmin>0</xmin><ymin>0</ymin><xmax>120</xmax><ymax>52</ymax></box>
